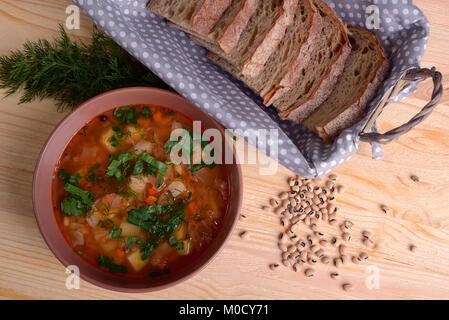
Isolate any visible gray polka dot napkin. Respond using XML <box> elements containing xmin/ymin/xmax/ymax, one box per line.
<box><xmin>73</xmin><ymin>0</ymin><xmax>429</xmax><ymax>178</ymax></box>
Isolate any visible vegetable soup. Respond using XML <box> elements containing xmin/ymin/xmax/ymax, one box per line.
<box><xmin>52</xmin><ymin>105</ymin><xmax>229</xmax><ymax>277</ymax></box>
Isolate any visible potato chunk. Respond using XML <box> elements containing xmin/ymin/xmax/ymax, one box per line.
<box><xmin>178</xmin><ymin>240</ymin><xmax>192</xmax><ymax>256</ymax></box>
<box><xmin>127</xmin><ymin>250</ymin><xmax>149</xmax><ymax>272</ymax></box>
<box><xmin>128</xmin><ymin>175</ymin><xmax>149</xmax><ymax>200</ymax></box>
<box><xmin>120</xmin><ymin>221</ymin><xmax>141</xmax><ymax>237</ymax></box>
<box><xmin>124</xmin><ymin>125</ymin><xmax>143</xmax><ymax>145</ymax></box>
<box><xmin>167</xmin><ymin>181</ymin><xmax>186</xmax><ymax>197</ymax></box>
<box><xmin>99</xmin><ymin>126</ymin><xmax>119</xmax><ymax>153</ymax></box>
<box><xmin>173</xmin><ymin>222</ymin><xmax>187</xmax><ymax>241</ymax></box>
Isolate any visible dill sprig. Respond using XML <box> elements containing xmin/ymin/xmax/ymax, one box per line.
<box><xmin>0</xmin><ymin>25</ymin><xmax>172</xmax><ymax>111</ymax></box>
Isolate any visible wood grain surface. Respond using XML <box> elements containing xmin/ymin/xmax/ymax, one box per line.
<box><xmin>0</xmin><ymin>0</ymin><xmax>448</xmax><ymax>300</ymax></box>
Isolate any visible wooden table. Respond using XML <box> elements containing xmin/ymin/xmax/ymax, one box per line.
<box><xmin>0</xmin><ymin>0</ymin><xmax>448</xmax><ymax>300</ymax></box>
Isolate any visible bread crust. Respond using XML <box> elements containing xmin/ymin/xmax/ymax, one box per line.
<box><xmin>218</xmin><ymin>0</ymin><xmax>260</xmax><ymax>53</ymax></box>
<box><xmin>191</xmin><ymin>0</ymin><xmax>233</xmax><ymax>36</ymax></box>
<box><xmin>281</xmin><ymin>0</ymin><xmax>351</xmax><ymax>123</ymax></box>
<box><xmin>317</xmin><ymin>26</ymin><xmax>389</xmax><ymax>143</ymax></box>
<box><xmin>241</xmin><ymin>0</ymin><xmax>298</xmax><ymax>78</ymax></box>
<box><xmin>263</xmin><ymin>0</ymin><xmax>322</xmax><ymax>104</ymax></box>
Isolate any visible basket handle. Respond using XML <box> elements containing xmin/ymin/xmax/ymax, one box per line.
<box><xmin>359</xmin><ymin>67</ymin><xmax>443</xmax><ymax>144</ymax></box>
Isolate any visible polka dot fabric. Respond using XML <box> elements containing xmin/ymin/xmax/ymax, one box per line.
<box><xmin>73</xmin><ymin>0</ymin><xmax>429</xmax><ymax>178</ymax></box>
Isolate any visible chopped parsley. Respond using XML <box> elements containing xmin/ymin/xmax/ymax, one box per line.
<box><xmin>169</xmin><ymin>235</ymin><xmax>185</xmax><ymax>250</ymax></box>
<box><xmin>148</xmin><ymin>268</ymin><xmax>170</xmax><ymax>277</ymax></box>
<box><xmin>113</xmin><ymin>106</ymin><xmax>152</xmax><ymax>124</ymax></box>
<box><xmin>125</xmin><ymin>237</ymin><xmax>142</xmax><ymax>253</ymax></box>
<box><xmin>113</xmin><ymin>106</ymin><xmax>139</xmax><ymax>124</ymax></box>
<box><xmin>97</xmin><ymin>256</ymin><xmax>127</xmax><ymax>274</ymax></box>
<box><xmin>73</xmin><ymin>249</ymin><xmax>86</xmax><ymax>257</ymax></box>
<box><xmin>106</xmin><ymin>151</ymin><xmax>168</xmax><ymax>187</ymax></box>
<box><xmin>109</xmin><ymin>227</ymin><xmax>122</xmax><ymax>239</ymax></box>
<box><xmin>164</xmin><ymin>128</ymin><xmax>217</xmax><ymax>173</ymax></box>
<box><xmin>59</xmin><ymin>170</ymin><xmax>94</xmax><ymax>217</ymax></box>
<box><xmin>126</xmin><ymin>193</ymin><xmax>191</xmax><ymax>260</ymax></box>
<box><xmin>141</xmin><ymin>106</ymin><xmax>151</xmax><ymax>118</ymax></box>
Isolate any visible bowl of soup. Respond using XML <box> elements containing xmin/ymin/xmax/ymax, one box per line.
<box><xmin>33</xmin><ymin>87</ymin><xmax>242</xmax><ymax>292</ymax></box>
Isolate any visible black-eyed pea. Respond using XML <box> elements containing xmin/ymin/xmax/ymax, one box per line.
<box><xmin>281</xmin><ymin>199</ymin><xmax>290</xmax><ymax>208</ymax></box>
<box><xmin>282</xmin><ymin>259</ymin><xmax>291</xmax><ymax>267</ymax></box>
<box><xmin>304</xmin><ymin>216</ymin><xmax>311</xmax><ymax>226</ymax></box>
<box><xmin>363</xmin><ymin>238</ymin><xmax>374</xmax><ymax>247</ymax></box>
<box><xmin>359</xmin><ymin>252</ymin><xmax>369</xmax><ymax>261</ymax></box>
<box><xmin>319</xmin><ymin>239</ymin><xmax>328</xmax><ymax>247</ymax></box>
<box><xmin>342</xmin><ymin>283</ymin><xmax>352</xmax><ymax>292</ymax></box>
<box><xmin>331</xmin><ymin>236</ymin><xmax>340</xmax><ymax>247</ymax></box>
<box><xmin>337</xmin><ymin>185</ymin><xmax>345</xmax><ymax>194</ymax></box>
<box><xmin>279</xmin><ymin>243</ymin><xmax>288</xmax><ymax>252</ymax></box>
<box><xmin>280</xmin><ymin>217</ymin><xmax>289</xmax><ymax>227</ymax></box>
<box><xmin>288</xmin><ymin>244</ymin><xmax>297</xmax><ymax>253</ymax></box>
<box><xmin>321</xmin><ymin>256</ymin><xmax>330</xmax><ymax>264</ymax></box>
<box><xmin>314</xmin><ymin>231</ymin><xmax>325</xmax><ymax>238</ymax></box>
<box><xmin>288</xmin><ymin>177</ymin><xmax>296</xmax><ymax>187</ymax></box>
<box><xmin>269</xmin><ymin>263</ymin><xmax>280</xmax><ymax>271</ymax></box>
<box><xmin>275</xmin><ymin>206</ymin><xmax>285</xmax><ymax>215</ymax></box>
<box><xmin>279</xmin><ymin>192</ymin><xmax>289</xmax><ymax>200</ymax></box>
<box><xmin>293</xmin><ymin>263</ymin><xmax>301</xmax><ymax>272</ymax></box>
<box><xmin>315</xmin><ymin>249</ymin><xmax>325</xmax><ymax>258</ymax></box>
<box><xmin>334</xmin><ymin>258</ymin><xmax>342</xmax><ymax>268</ymax></box>
<box><xmin>339</xmin><ymin>244</ymin><xmax>346</xmax><ymax>255</ymax></box>
<box><xmin>304</xmin><ymin>268</ymin><xmax>315</xmax><ymax>277</ymax></box>
<box><xmin>269</xmin><ymin>198</ymin><xmax>279</xmax><ymax>207</ymax></box>
<box><xmin>362</xmin><ymin>230</ymin><xmax>372</xmax><ymax>239</ymax></box>
<box><xmin>281</xmin><ymin>252</ymin><xmax>290</xmax><ymax>260</ymax></box>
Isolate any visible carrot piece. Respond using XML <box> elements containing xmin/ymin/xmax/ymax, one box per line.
<box><xmin>185</xmin><ymin>202</ymin><xmax>196</xmax><ymax>217</ymax></box>
<box><xmin>144</xmin><ymin>195</ymin><xmax>158</xmax><ymax>205</ymax></box>
<box><xmin>83</xmin><ymin>181</ymin><xmax>93</xmax><ymax>189</ymax></box>
<box><xmin>138</xmin><ymin>117</ymin><xmax>152</xmax><ymax>128</ymax></box>
<box><xmin>147</xmin><ymin>185</ymin><xmax>159</xmax><ymax>196</ymax></box>
<box><xmin>116</xmin><ymin>249</ymin><xmax>126</xmax><ymax>258</ymax></box>
<box><xmin>153</xmin><ymin>110</ymin><xmax>169</xmax><ymax>125</ymax></box>
<box><xmin>184</xmin><ymin>171</ymin><xmax>193</xmax><ymax>184</ymax></box>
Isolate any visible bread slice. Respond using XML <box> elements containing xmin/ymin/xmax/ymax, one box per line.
<box><xmin>303</xmin><ymin>25</ymin><xmax>389</xmax><ymax>143</ymax></box>
<box><xmin>192</xmin><ymin>0</ymin><xmax>298</xmax><ymax>79</ymax></box>
<box><xmin>166</xmin><ymin>0</ymin><xmax>259</xmax><ymax>56</ymax></box>
<box><xmin>147</xmin><ymin>0</ymin><xmax>232</xmax><ymax>37</ymax></box>
<box><xmin>207</xmin><ymin>0</ymin><xmax>323</xmax><ymax>100</ymax></box>
<box><xmin>272</xmin><ymin>0</ymin><xmax>351</xmax><ymax>123</ymax></box>
<box><xmin>209</xmin><ymin>0</ymin><xmax>260</xmax><ymax>54</ymax></box>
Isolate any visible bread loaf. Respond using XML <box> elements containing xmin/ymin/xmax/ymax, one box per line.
<box><xmin>273</xmin><ymin>0</ymin><xmax>351</xmax><ymax>123</ymax></box>
<box><xmin>303</xmin><ymin>24</ymin><xmax>389</xmax><ymax>143</ymax></box>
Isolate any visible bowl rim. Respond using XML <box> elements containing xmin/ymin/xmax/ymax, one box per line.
<box><xmin>32</xmin><ymin>87</ymin><xmax>243</xmax><ymax>293</ymax></box>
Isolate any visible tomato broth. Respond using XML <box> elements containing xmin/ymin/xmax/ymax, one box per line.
<box><xmin>52</xmin><ymin>104</ymin><xmax>230</xmax><ymax>277</ymax></box>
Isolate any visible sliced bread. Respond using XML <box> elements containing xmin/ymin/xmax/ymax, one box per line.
<box><xmin>192</xmin><ymin>0</ymin><xmax>298</xmax><ymax>79</ymax></box>
<box><xmin>167</xmin><ymin>0</ymin><xmax>259</xmax><ymax>56</ymax></box>
<box><xmin>210</xmin><ymin>0</ymin><xmax>260</xmax><ymax>53</ymax></box>
<box><xmin>272</xmin><ymin>0</ymin><xmax>351</xmax><ymax>123</ymax></box>
<box><xmin>303</xmin><ymin>25</ymin><xmax>389</xmax><ymax>143</ymax></box>
<box><xmin>147</xmin><ymin>0</ymin><xmax>232</xmax><ymax>37</ymax></box>
<box><xmin>207</xmin><ymin>0</ymin><xmax>322</xmax><ymax>99</ymax></box>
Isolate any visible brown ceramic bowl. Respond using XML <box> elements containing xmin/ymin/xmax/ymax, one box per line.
<box><xmin>33</xmin><ymin>87</ymin><xmax>242</xmax><ymax>292</ymax></box>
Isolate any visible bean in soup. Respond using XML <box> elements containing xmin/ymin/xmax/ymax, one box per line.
<box><xmin>53</xmin><ymin>105</ymin><xmax>229</xmax><ymax>277</ymax></box>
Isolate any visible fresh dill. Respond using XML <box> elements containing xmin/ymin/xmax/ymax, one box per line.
<box><xmin>0</xmin><ymin>25</ymin><xmax>172</xmax><ymax>111</ymax></box>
